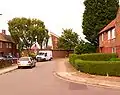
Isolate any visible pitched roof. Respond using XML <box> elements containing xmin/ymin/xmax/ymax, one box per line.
<box><xmin>31</xmin><ymin>42</ymin><xmax>40</xmax><ymax>50</ymax></box>
<box><xmin>0</xmin><ymin>33</ymin><xmax>15</xmax><ymax>43</ymax></box>
<box><xmin>99</xmin><ymin>19</ymin><xmax>116</xmax><ymax>34</ymax></box>
<box><xmin>49</xmin><ymin>32</ymin><xmax>59</xmax><ymax>38</ymax></box>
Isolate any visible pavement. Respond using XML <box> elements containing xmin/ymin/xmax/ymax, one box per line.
<box><xmin>0</xmin><ymin>64</ymin><xmax>18</xmax><ymax>75</ymax></box>
<box><xmin>54</xmin><ymin>58</ymin><xmax>120</xmax><ymax>89</ymax></box>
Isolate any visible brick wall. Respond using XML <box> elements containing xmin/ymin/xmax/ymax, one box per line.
<box><xmin>52</xmin><ymin>50</ymin><xmax>73</xmax><ymax>58</ymax></box>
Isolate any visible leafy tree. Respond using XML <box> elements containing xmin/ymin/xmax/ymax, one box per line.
<box><xmin>74</xmin><ymin>40</ymin><xmax>96</xmax><ymax>54</ymax></box>
<box><xmin>58</xmin><ymin>28</ymin><xmax>79</xmax><ymax>50</ymax></box>
<box><xmin>82</xmin><ymin>0</ymin><xmax>119</xmax><ymax>47</ymax></box>
<box><xmin>8</xmin><ymin>17</ymin><xmax>49</xmax><ymax>51</ymax></box>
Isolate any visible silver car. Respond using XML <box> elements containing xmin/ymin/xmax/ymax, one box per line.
<box><xmin>17</xmin><ymin>57</ymin><xmax>36</xmax><ymax>68</ymax></box>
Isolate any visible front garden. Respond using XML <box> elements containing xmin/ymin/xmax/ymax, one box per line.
<box><xmin>69</xmin><ymin>53</ymin><xmax>120</xmax><ymax>76</ymax></box>
<box><xmin>0</xmin><ymin>60</ymin><xmax>13</xmax><ymax>69</ymax></box>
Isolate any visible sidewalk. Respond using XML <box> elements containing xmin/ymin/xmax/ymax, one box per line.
<box><xmin>55</xmin><ymin>58</ymin><xmax>120</xmax><ymax>89</ymax></box>
<box><xmin>0</xmin><ymin>64</ymin><xmax>18</xmax><ymax>75</ymax></box>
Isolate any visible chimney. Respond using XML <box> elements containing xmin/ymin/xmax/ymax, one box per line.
<box><xmin>2</xmin><ymin>30</ymin><xmax>6</xmax><ymax>35</ymax></box>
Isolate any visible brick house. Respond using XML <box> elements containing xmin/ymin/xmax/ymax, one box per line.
<box><xmin>31</xmin><ymin>32</ymin><xmax>59</xmax><ymax>50</ymax></box>
<box><xmin>0</xmin><ymin>30</ymin><xmax>18</xmax><ymax>57</ymax></box>
<box><xmin>47</xmin><ymin>32</ymin><xmax>59</xmax><ymax>50</ymax></box>
<box><xmin>99</xmin><ymin>8</ymin><xmax>120</xmax><ymax>57</ymax></box>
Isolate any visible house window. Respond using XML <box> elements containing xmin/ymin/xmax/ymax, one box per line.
<box><xmin>6</xmin><ymin>43</ymin><xmax>9</xmax><ymax>48</ymax></box>
<box><xmin>102</xmin><ymin>33</ymin><xmax>104</xmax><ymax>41</ymax></box>
<box><xmin>9</xmin><ymin>43</ymin><xmax>12</xmax><ymax>48</ymax></box>
<box><xmin>16</xmin><ymin>44</ymin><xmax>18</xmax><ymax>49</ymax></box>
<box><xmin>112</xmin><ymin>28</ymin><xmax>115</xmax><ymax>39</ymax></box>
<box><xmin>112</xmin><ymin>47</ymin><xmax>116</xmax><ymax>53</ymax></box>
<box><xmin>108</xmin><ymin>30</ymin><xmax>111</xmax><ymax>40</ymax></box>
<box><xmin>0</xmin><ymin>42</ymin><xmax>2</xmax><ymax>48</ymax></box>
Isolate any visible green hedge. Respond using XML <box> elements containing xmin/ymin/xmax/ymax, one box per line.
<box><xmin>69</xmin><ymin>53</ymin><xmax>117</xmax><ymax>63</ymax></box>
<box><xmin>75</xmin><ymin>59</ymin><xmax>120</xmax><ymax>76</ymax></box>
<box><xmin>109</xmin><ymin>58</ymin><xmax>120</xmax><ymax>61</ymax></box>
<box><xmin>0</xmin><ymin>60</ymin><xmax>12</xmax><ymax>69</ymax></box>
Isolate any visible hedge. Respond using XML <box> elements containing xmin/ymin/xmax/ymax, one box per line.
<box><xmin>69</xmin><ymin>53</ymin><xmax>117</xmax><ymax>63</ymax></box>
<box><xmin>109</xmin><ymin>58</ymin><xmax>120</xmax><ymax>61</ymax></box>
<box><xmin>0</xmin><ymin>60</ymin><xmax>12</xmax><ymax>69</ymax></box>
<box><xmin>74</xmin><ymin>59</ymin><xmax>120</xmax><ymax>76</ymax></box>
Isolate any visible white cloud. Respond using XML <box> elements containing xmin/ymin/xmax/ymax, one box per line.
<box><xmin>0</xmin><ymin>0</ymin><xmax>85</xmax><ymax>39</ymax></box>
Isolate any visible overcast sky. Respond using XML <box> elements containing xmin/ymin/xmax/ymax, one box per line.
<box><xmin>0</xmin><ymin>0</ymin><xmax>85</xmax><ymax>39</ymax></box>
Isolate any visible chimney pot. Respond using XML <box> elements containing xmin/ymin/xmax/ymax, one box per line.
<box><xmin>2</xmin><ymin>30</ymin><xmax>6</xmax><ymax>35</ymax></box>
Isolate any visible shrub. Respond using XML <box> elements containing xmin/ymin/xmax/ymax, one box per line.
<box><xmin>109</xmin><ymin>58</ymin><xmax>120</xmax><ymax>61</ymax></box>
<box><xmin>0</xmin><ymin>60</ymin><xmax>12</xmax><ymax>69</ymax></box>
<box><xmin>74</xmin><ymin>42</ymin><xmax>96</xmax><ymax>54</ymax></box>
<box><xmin>69</xmin><ymin>53</ymin><xmax>117</xmax><ymax>64</ymax></box>
<box><xmin>74</xmin><ymin>59</ymin><xmax>120</xmax><ymax>76</ymax></box>
<box><xmin>29</xmin><ymin>52</ymin><xmax>37</xmax><ymax>59</ymax></box>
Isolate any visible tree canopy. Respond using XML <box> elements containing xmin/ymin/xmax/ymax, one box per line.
<box><xmin>74</xmin><ymin>40</ymin><xmax>96</xmax><ymax>54</ymax></box>
<box><xmin>8</xmin><ymin>17</ymin><xmax>49</xmax><ymax>52</ymax></box>
<box><xmin>82</xmin><ymin>0</ymin><xmax>119</xmax><ymax>47</ymax></box>
<box><xmin>58</xmin><ymin>29</ymin><xmax>79</xmax><ymax>50</ymax></box>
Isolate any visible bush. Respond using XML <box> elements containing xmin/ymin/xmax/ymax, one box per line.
<box><xmin>29</xmin><ymin>52</ymin><xmax>37</xmax><ymax>59</ymax></box>
<box><xmin>74</xmin><ymin>42</ymin><xmax>96</xmax><ymax>54</ymax></box>
<box><xmin>109</xmin><ymin>58</ymin><xmax>120</xmax><ymax>61</ymax></box>
<box><xmin>69</xmin><ymin>53</ymin><xmax>117</xmax><ymax>63</ymax></box>
<box><xmin>75</xmin><ymin>59</ymin><xmax>120</xmax><ymax>76</ymax></box>
<box><xmin>0</xmin><ymin>60</ymin><xmax>12</xmax><ymax>69</ymax></box>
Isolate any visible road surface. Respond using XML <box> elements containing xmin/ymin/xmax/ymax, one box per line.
<box><xmin>0</xmin><ymin>59</ymin><xmax>120</xmax><ymax>95</ymax></box>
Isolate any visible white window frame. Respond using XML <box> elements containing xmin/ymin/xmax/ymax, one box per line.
<box><xmin>6</xmin><ymin>43</ymin><xmax>9</xmax><ymax>48</ymax></box>
<box><xmin>112</xmin><ymin>47</ymin><xmax>116</xmax><ymax>53</ymax></box>
<box><xmin>102</xmin><ymin>33</ymin><xmax>104</xmax><ymax>41</ymax></box>
<box><xmin>112</xmin><ymin>28</ymin><xmax>115</xmax><ymax>39</ymax></box>
<box><xmin>9</xmin><ymin>43</ymin><xmax>12</xmax><ymax>48</ymax></box>
<box><xmin>0</xmin><ymin>42</ymin><xmax>2</xmax><ymax>48</ymax></box>
<box><xmin>108</xmin><ymin>30</ymin><xmax>111</xmax><ymax>40</ymax></box>
<box><xmin>16</xmin><ymin>44</ymin><xmax>18</xmax><ymax>49</ymax></box>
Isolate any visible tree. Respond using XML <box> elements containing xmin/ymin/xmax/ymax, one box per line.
<box><xmin>58</xmin><ymin>28</ymin><xmax>79</xmax><ymax>50</ymax></box>
<box><xmin>74</xmin><ymin>40</ymin><xmax>96</xmax><ymax>54</ymax></box>
<box><xmin>82</xmin><ymin>0</ymin><xmax>119</xmax><ymax>47</ymax></box>
<box><xmin>8</xmin><ymin>17</ymin><xmax>49</xmax><ymax>52</ymax></box>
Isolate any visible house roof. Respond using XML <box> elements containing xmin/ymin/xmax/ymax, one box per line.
<box><xmin>0</xmin><ymin>33</ymin><xmax>15</xmax><ymax>43</ymax></box>
<box><xmin>31</xmin><ymin>42</ymin><xmax>40</xmax><ymax>50</ymax></box>
<box><xmin>49</xmin><ymin>32</ymin><xmax>59</xmax><ymax>38</ymax></box>
<box><xmin>99</xmin><ymin>19</ymin><xmax>116</xmax><ymax>34</ymax></box>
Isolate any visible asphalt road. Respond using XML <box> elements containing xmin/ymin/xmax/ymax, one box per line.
<box><xmin>0</xmin><ymin>59</ymin><xmax>120</xmax><ymax>95</ymax></box>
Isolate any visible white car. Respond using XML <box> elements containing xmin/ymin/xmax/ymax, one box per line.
<box><xmin>17</xmin><ymin>57</ymin><xmax>36</xmax><ymax>68</ymax></box>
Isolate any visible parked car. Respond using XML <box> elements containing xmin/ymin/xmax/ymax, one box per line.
<box><xmin>17</xmin><ymin>57</ymin><xmax>36</xmax><ymax>68</ymax></box>
<box><xmin>36</xmin><ymin>51</ymin><xmax>52</xmax><ymax>62</ymax></box>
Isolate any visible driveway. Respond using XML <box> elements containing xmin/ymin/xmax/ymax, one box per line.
<box><xmin>0</xmin><ymin>59</ymin><xmax>120</xmax><ymax>95</ymax></box>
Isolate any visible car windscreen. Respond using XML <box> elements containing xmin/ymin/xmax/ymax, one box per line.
<box><xmin>39</xmin><ymin>53</ymin><xmax>45</xmax><ymax>55</ymax></box>
<box><xmin>19</xmin><ymin>58</ymin><xmax>29</xmax><ymax>61</ymax></box>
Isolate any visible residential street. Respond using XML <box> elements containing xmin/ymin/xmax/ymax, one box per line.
<box><xmin>0</xmin><ymin>59</ymin><xmax>120</xmax><ymax>95</ymax></box>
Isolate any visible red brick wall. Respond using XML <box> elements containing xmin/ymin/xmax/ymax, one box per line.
<box><xmin>52</xmin><ymin>50</ymin><xmax>73</xmax><ymax>58</ymax></box>
<box><xmin>51</xmin><ymin>35</ymin><xmax>58</xmax><ymax>49</ymax></box>
<box><xmin>0</xmin><ymin>41</ymin><xmax>17</xmax><ymax>57</ymax></box>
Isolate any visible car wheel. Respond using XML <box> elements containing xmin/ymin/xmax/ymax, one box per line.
<box><xmin>18</xmin><ymin>66</ymin><xmax>21</xmax><ymax>69</ymax></box>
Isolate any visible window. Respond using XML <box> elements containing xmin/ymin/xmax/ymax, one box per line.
<box><xmin>112</xmin><ymin>28</ymin><xmax>115</xmax><ymax>39</ymax></box>
<box><xmin>9</xmin><ymin>43</ymin><xmax>12</xmax><ymax>48</ymax></box>
<box><xmin>102</xmin><ymin>33</ymin><xmax>104</xmax><ymax>41</ymax></box>
<box><xmin>0</xmin><ymin>42</ymin><xmax>2</xmax><ymax>48</ymax></box>
<box><xmin>112</xmin><ymin>47</ymin><xmax>116</xmax><ymax>53</ymax></box>
<box><xmin>108</xmin><ymin>30</ymin><xmax>111</xmax><ymax>40</ymax></box>
<box><xmin>6</xmin><ymin>43</ymin><xmax>9</xmax><ymax>48</ymax></box>
<box><xmin>16</xmin><ymin>44</ymin><xmax>18</xmax><ymax>49</ymax></box>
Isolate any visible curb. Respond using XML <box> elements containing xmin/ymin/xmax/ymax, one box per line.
<box><xmin>0</xmin><ymin>65</ymin><xmax>18</xmax><ymax>75</ymax></box>
<box><xmin>54</xmin><ymin>72</ymin><xmax>120</xmax><ymax>90</ymax></box>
